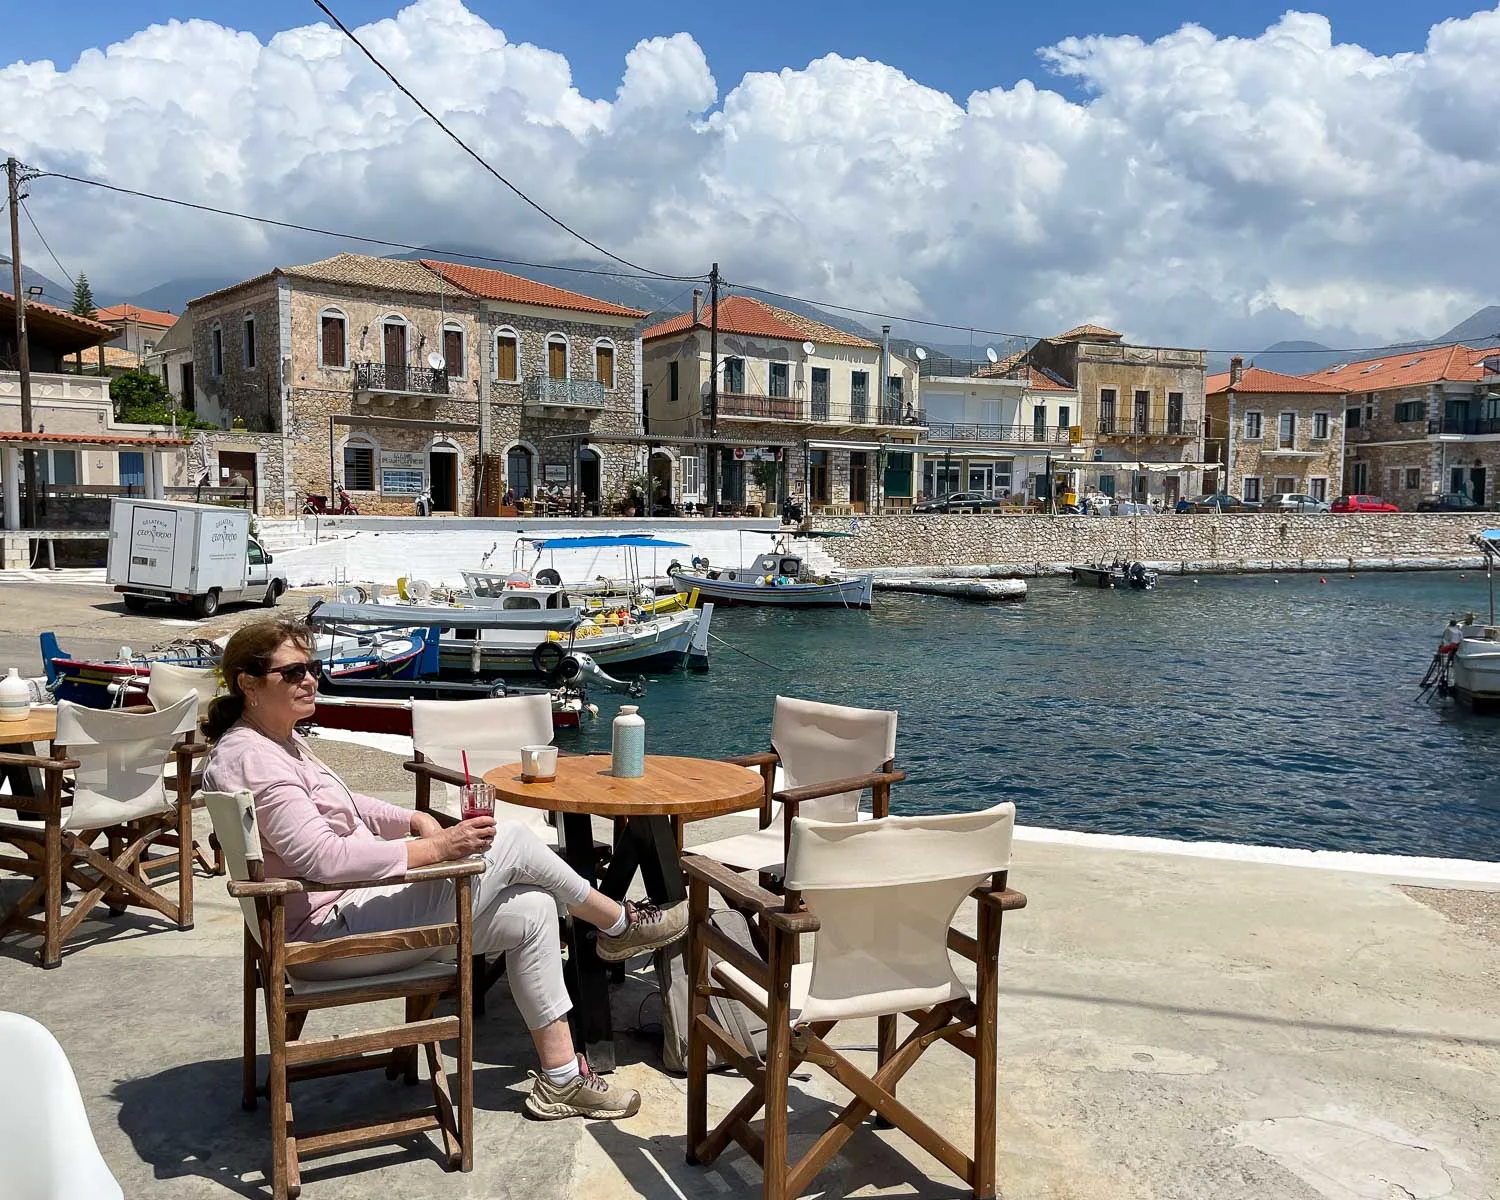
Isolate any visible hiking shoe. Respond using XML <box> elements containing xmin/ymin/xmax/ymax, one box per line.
<box><xmin>596</xmin><ymin>899</ymin><xmax>688</xmax><ymax>963</ymax></box>
<box><xmin>524</xmin><ymin>1058</ymin><xmax>641</xmax><ymax>1121</ymax></box>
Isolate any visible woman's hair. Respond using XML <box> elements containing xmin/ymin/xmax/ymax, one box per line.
<box><xmin>203</xmin><ymin>616</ymin><xmax>314</xmax><ymax>742</ymax></box>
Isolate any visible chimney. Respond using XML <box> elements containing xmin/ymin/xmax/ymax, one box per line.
<box><xmin>692</xmin><ymin>289</ymin><xmax>703</xmax><ymax>322</ymax></box>
<box><xmin>1229</xmin><ymin>355</ymin><xmax>1244</xmax><ymax>385</ymax></box>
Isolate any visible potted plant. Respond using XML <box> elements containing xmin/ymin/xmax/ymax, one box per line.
<box><xmin>751</xmin><ymin>459</ymin><xmax>780</xmax><ymax>517</ymax></box>
<box><xmin>624</xmin><ymin>471</ymin><xmax>652</xmax><ymax>516</ymax></box>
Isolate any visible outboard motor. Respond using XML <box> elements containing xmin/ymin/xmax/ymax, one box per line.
<box><xmin>565</xmin><ymin>651</ymin><xmax>645</xmax><ymax>697</ymax></box>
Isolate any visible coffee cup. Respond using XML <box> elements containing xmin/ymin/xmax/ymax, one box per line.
<box><xmin>520</xmin><ymin>744</ymin><xmax>558</xmax><ymax>782</ymax></box>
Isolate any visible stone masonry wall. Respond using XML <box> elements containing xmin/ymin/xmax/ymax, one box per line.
<box><xmin>820</xmin><ymin>512</ymin><xmax>1498</xmax><ymax>572</ymax></box>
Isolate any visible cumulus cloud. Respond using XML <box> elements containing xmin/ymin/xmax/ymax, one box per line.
<box><xmin>2</xmin><ymin>0</ymin><xmax>1497</xmax><ymax>350</ymax></box>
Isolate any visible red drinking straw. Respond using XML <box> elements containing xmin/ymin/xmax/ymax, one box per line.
<box><xmin>461</xmin><ymin>751</ymin><xmax>471</xmax><ymax>786</ymax></box>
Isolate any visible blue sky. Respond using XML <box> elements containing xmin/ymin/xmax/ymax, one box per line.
<box><xmin>5</xmin><ymin>1</ymin><xmax>1482</xmax><ymax>102</ymax></box>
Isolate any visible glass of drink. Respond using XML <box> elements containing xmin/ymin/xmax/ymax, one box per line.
<box><xmin>460</xmin><ymin>781</ymin><xmax>496</xmax><ymax>821</ymax></box>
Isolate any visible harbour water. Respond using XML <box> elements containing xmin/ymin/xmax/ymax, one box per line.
<box><xmin>570</xmin><ymin>571</ymin><xmax>1500</xmax><ymax>861</ymax></box>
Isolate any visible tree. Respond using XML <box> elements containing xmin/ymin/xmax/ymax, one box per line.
<box><xmin>109</xmin><ymin>367</ymin><xmax>212</xmax><ymax>428</ymax></box>
<box><xmin>70</xmin><ymin>273</ymin><xmax>97</xmax><ymax>320</ymax></box>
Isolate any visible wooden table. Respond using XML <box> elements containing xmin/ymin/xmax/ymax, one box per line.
<box><xmin>0</xmin><ymin>708</ymin><xmax>58</xmax><ymax>800</ymax></box>
<box><xmin>486</xmin><ymin>753</ymin><xmax>763</xmax><ymax>1071</ymax></box>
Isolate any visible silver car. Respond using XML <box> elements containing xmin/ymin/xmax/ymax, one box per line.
<box><xmin>1268</xmin><ymin>492</ymin><xmax>1329</xmax><ymax>513</ymax></box>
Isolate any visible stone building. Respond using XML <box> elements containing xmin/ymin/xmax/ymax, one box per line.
<box><xmin>1203</xmin><ymin>359</ymin><xmax>1346</xmax><ymax>504</ymax></box>
<box><xmin>183</xmin><ymin>254</ymin><xmax>646</xmax><ymax>516</ymax></box>
<box><xmin>915</xmin><ymin>349</ymin><xmax>1079</xmax><ymax>503</ymax></box>
<box><xmin>1313</xmin><ymin>342</ymin><xmax>1500</xmax><ymax>508</ymax></box>
<box><xmin>642</xmin><ymin>295</ymin><xmax>922</xmax><ymax>513</ymax></box>
<box><xmin>1028</xmin><ymin>324</ymin><xmax>1209</xmax><ymax>506</ymax></box>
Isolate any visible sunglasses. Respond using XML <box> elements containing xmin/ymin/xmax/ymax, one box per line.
<box><xmin>262</xmin><ymin>659</ymin><xmax>323</xmax><ymax>684</ymax></box>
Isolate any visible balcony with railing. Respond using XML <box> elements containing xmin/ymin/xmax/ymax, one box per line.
<box><xmin>715</xmin><ymin>391</ymin><xmax>917</xmax><ymax>426</ymax></box>
<box><xmin>1096</xmin><ymin>415</ymin><xmax>1197</xmax><ymax>439</ymax></box>
<box><xmin>524</xmin><ymin>375</ymin><xmax>608</xmax><ymax>412</ymax></box>
<box><xmin>916</xmin><ymin>354</ymin><xmax>1029</xmax><ymax>382</ymax></box>
<box><xmin>922</xmin><ymin>419</ymin><xmax>1072</xmax><ymax>445</ymax></box>
<box><xmin>1429</xmin><ymin>414</ymin><xmax>1500</xmax><ymax>437</ymax></box>
<box><xmin>354</xmin><ymin>362</ymin><xmax>450</xmax><ymax>398</ymax></box>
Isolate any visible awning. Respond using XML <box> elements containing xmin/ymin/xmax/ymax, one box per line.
<box><xmin>805</xmin><ymin>439</ymin><xmax>925</xmax><ymax>453</ymax></box>
<box><xmin>332</xmin><ymin>415</ymin><xmax>479</xmax><ymax>433</ymax></box>
<box><xmin>1082</xmin><ymin>460</ymin><xmax>1219</xmax><ymax>473</ymax></box>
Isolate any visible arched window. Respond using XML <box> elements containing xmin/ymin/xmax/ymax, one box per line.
<box><xmin>441</xmin><ymin>321</ymin><xmax>466</xmax><ymax>380</ymax></box>
<box><xmin>493</xmin><ymin>326</ymin><xmax>520</xmax><ymax>383</ymax></box>
<box><xmin>545</xmin><ymin>333</ymin><xmax>569</xmax><ymax>381</ymax></box>
<box><xmin>340</xmin><ymin>433</ymin><xmax>378</xmax><ymax>492</ymax></box>
<box><xmin>379</xmin><ymin>313</ymin><xmax>410</xmax><ymax>369</ymax></box>
<box><xmin>505</xmin><ymin>442</ymin><xmax>536</xmax><ymax>498</ymax></box>
<box><xmin>593</xmin><ymin>337</ymin><xmax>616</xmax><ymax>390</ymax></box>
<box><xmin>318</xmin><ymin>307</ymin><xmax>349</xmax><ymax>369</ymax></box>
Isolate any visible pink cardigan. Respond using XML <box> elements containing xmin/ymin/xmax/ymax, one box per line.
<box><xmin>204</xmin><ymin>722</ymin><xmax>412</xmax><ymax>938</ymax></box>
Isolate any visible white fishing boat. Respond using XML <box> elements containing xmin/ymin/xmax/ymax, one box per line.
<box><xmin>1419</xmin><ymin>531</ymin><xmax>1500</xmax><ymax>713</ymax></box>
<box><xmin>667</xmin><ymin>531</ymin><xmax>874</xmax><ymax>609</ymax></box>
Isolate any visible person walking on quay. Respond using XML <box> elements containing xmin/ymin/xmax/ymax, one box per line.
<box><xmin>201</xmin><ymin>617</ymin><xmax>688</xmax><ymax>1121</ymax></box>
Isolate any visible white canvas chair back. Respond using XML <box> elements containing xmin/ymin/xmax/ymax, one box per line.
<box><xmin>771</xmin><ymin>695</ymin><xmax>897</xmax><ymax>824</ymax></box>
<box><xmin>149</xmin><ymin>661</ymin><xmax>222</xmax><ymax>721</ymax></box>
<box><xmin>54</xmin><ymin>696</ymin><xmax>197</xmax><ymax>833</ymax></box>
<box><xmin>411</xmin><ymin>694</ymin><xmax>553</xmax><ymax>817</ymax></box>
<box><xmin>201</xmin><ymin>789</ymin><xmax>265</xmax><ymax>946</ymax></box>
<box><xmin>0</xmin><ymin>1011</ymin><xmax>124</xmax><ymax>1200</ymax></box>
<box><xmin>783</xmin><ymin>803</ymin><xmax>1015</xmax><ymax>1024</ymax></box>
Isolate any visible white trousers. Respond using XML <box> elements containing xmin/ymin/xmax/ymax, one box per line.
<box><xmin>319</xmin><ymin>821</ymin><xmax>592</xmax><ymax>1031</ymax></box>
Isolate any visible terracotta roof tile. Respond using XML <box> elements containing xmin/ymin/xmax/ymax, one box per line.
<box><xmin>1024</xmin><ymin>365</ymin><xmax>1074</xmax><ymax>392</ymax></box>
<box><xmin>0</xmin><ymin>431</ymin><xmax>190</xmax><ymax>446</ymax></box>
<box><xmin>0</xmin><ymin>289</ymin><xmax>114</xmax><ymax>339</ymax></box>
<box><xmin>94</xmin><ymin>303</ymin><xmax>177</xmax><ymax>328</ymax></box>
<box><xmin>642</xmin><ymin>295</ymin><xmax>876</xmax><ymax>348</ymax></box>
<box><xmin>421</xmin><ymin>260</ymin><xmax>645</xmax><ymax>319</ymax></box>
<box><xmin>1305</xmin><ymin>342</ymin><xmax>1497</xmax><ymax>392</ymax></box>
<box><xmin>1205</xmin><ymin>365</ymin><xmax>1346</xmax><ymax>395</ymax></box>
<box><xmin>1053</xmin><ymin>323</ymin><xmax>1123</xmax><ymax>342</ymax></box>
<box><xmin>283</xmin><ymin>253</ymin><xmax>454</xmax><ymax>296</ymax></box>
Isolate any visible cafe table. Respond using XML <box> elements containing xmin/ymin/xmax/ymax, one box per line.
<box><xmin>0</xmin><ymin>707</ymin><xmax>59</xmax><ymax>800</ymax></box>
<box><xmin>485</xmin><ymin>752</ymin><xmax>763</xmax><ymax>1071</ymax></box>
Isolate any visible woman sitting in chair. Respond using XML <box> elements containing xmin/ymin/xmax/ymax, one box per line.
<box><xmin>202</xmin><ymin>616</ymin><xmax>684</xmax><ymax>1121</ymax></box>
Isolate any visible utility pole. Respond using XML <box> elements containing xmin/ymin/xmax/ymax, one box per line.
<box><xmin>6</xmin><ymin>156</ymin><xmax>38</xmax><ymax>529</ymax></box>
<box><xmin>706</xmin><ymin>262</ymin><xmax>719</xmax><ymax>513</ymax></box>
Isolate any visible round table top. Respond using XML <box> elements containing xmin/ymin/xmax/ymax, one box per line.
<box><xmin>0</xmin><ymin>707</ymin><xmax>57</xmax><ymax>744</ymax></box>
<box><xmin>485</xmin><ymin>753</ymin><xmax>764</xmax><ymax>819</ymax></box>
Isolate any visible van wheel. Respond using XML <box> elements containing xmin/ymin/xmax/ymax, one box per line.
<box><xmin>122</xmin><ymin>595</ymin><xmax>148</xmax><ymax>613</ymax></box>
<box><xmin>194</xmin><ymin>590</ymin><xmax>221</xmax><ymax>619</ymax></box>
<box><xmin>262</xmin><ymin>580</ymin><xmax>283</xmax><ymax>607</ymax></box>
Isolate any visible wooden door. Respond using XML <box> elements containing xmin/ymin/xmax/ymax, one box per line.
<box><xmin>548</xmin><ymin>340</ymin><xmax>567</xmax><ymax>379</ymax></box>
<box><xmin>384</xmin><ymin>322</ymin><xmax>407</xmax><ymax>389</ymax></box>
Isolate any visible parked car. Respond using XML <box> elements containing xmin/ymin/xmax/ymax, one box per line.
<box><xmin>1187</xmin><ymin>492</ymin><xmax>1260</xmax><ymax>513</ymax></box>
<box><xmin>1330</xmin><ymin>494</ymin><xmax>1400</xmax><ymax>513</ymax></box>
<box><xmin>913</xmin><ymin>491</ymin><xmax>1001</xmax><ymax>513</ymax></box>
<box><xmin>1267</xmin><ymin>492</ymin><xmax>1330</xmax><ymax>513</ymax></box>
<box><xmin>1416</xmin><ymin>492</ymin><xmax>1481</xmax><ymax>512</ymax></box>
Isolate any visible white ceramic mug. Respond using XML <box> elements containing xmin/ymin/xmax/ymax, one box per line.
<box><xmin>520</xmin><ymin>744</ymin><xmax>558</xmax><ymax>781</ymax></box>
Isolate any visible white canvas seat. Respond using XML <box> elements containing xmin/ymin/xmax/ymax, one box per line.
<box><xmin>200</xmin><ymin>789</ymin><xmax>479</xmax><ymax>1200</ymax></box>
<box><xmin>693</xmin><ymin>695</ymin><xmax>899</xmax><ymax>874</ymax></box>
<box><xmin>148</xmin><ymin>661</ymin><xmax>222</xmax><ymax>720</ymax></box>
<box><xmin>0</xmin><ymin>1011</ymin><xmax>123</xmax><ymax>1200</ymax></box>
<box><xmin>0</xmin><ymin>696</ymin><xmax>199</xmax><ymax>968</ymax></box>
<box><xmin>408</xmin><ymin>694</ymin><xmax>556</xmax><ymax>841</ymax></box>
<box><xmin>684</xmin><ymin>803</ymin><xmax>1027</xmax><ymax>1200</ymax></box>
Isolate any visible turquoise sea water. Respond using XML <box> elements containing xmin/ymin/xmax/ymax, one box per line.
<box><xmin>566</xmin><ymin>571</ymin><xmax>1500</xmax><ymax>861</ymax></box>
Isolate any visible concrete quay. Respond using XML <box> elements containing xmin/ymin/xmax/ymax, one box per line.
<box><xmin>2</xmin><ymin>739</ymin><xmax>1496</xmax><ymax>1200</ymax></box>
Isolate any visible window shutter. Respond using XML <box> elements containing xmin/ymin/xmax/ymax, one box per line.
<box><xmin>595</xmin><ymin>345</ymin><xmax>614</xmax><ymax>388</ymax></box>
<box><xmin>322</xmin><ymin>317</ymin><xmax>345</xmax><ymax>368</ymax></box>
<box><xmin>443</xmin><ymin>328</ymin><xmax>463</xmax><ymax>375</ymax></box>
<box><xmin>495</xmin><ymin>335</ymin><xmax>517</xmax><ymax>381</ymax></box>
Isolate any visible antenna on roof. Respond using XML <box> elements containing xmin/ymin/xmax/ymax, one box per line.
<box><xmin>913</xmin><ymin>346</ymin><xmax>927</xmax><ymax>361</ymax></box>
<box><xmin>802</xmin><ymin>341</ymin><xmax>816</xmax><ymax>356</ymax></box>
<box><xmin>985</xmin><ymin>346</ymin><xmax>998</xmax><ymax>363</ymax></box>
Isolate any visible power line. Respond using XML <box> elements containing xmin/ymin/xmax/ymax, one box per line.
<box><xmin>19</xmin><ymin>199</ymin><xmax>75</xmax><ymax>288</ymax></box>
<box><xmin>311</xmin><ymin>0</ymin><xmax>701</xmax><ymax>283</ymax></box>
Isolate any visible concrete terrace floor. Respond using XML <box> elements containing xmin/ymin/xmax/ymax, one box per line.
<box><xmin>2</xmin><ymin>745</ymin><xmax>1498</xmax><ymax>1199</ymax></box>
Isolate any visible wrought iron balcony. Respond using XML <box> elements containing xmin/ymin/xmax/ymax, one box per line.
<box><xmin>1430</xmin><ymin>415</ymin><xmax>1500</xmax><ymax>436</ymax></box>
<box><xmin>923</xmin><ymin>421</ymin><xmax>1072</xmax><ymax>445</ymax></box>
<box><xmin>719</xmin><ymin>392</ymin><xmax>803</xmax><ymax>420</ymax></box>
<box><xmin>715</xmin><ymin>392</ymin><xmax>919</xmax><ymax>425</ymax></box>
<box><xmin>524</xmin><ymin>375</ymin><xmax>608</xmax><ymax>410</ymax></box>
<box><xmin>354</xmin><ymin>362</ymin><xmax>449</xmax><ymax>397</ymax></box>
<box><xmin>1096</xmin><ymin>416</ymin><xmax>1196</xmax><ymax>438</ymax></box>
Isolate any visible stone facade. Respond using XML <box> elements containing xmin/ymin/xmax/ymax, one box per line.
<box><xmin>1204</xmin><ymin>388</ymin><xmax>1345</xmax><ymax>505</ymax></box>
<box><xmin>819</xmin><ymin>512</ymin><xmax>1497</xmax><ymax>572</ymax></box>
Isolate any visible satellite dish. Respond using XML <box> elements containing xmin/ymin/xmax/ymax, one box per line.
<box><xmin>985</xmin><ymin>346</ymin><xmax>999</xmax><ymax>364</ymax></box>
<box><xmin>427</xmin><ymin>352</ymin><xmax>446</xmax><ymax>370</ymax></box>
<box><xmin>913</xmin><ymin>346</ymin><xmax>927</xmax><ymax>361</ymax></box>
<box><xmin>337</xmin><ymin>585</ymin><xmax>364</xmax><ymax>606</ymax></box>
<box><xmin>409</xmin><ymin>579</ymin><xmax>433</xmax><ymax>604</ymax></box>
<box><xmin>802</xmin><ymin>341</ymin><xmax>816</xmax><ymax>356</ymax></box>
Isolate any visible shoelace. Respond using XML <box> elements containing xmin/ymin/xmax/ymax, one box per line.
<box><xmin>628</xmin><ymin>900</ymin><xmax>663</xmax><ymax>927</ymax></box>
<box><xmin>577</xmin><ymin>1057</ymin><xmax>608</xmax><ymax>1093</ymax></box>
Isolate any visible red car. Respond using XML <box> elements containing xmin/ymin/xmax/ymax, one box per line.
<box><xmin>1330</xmin><ymin>494</ymin><xmax>1399</xmax><ymax>513</ymax></box>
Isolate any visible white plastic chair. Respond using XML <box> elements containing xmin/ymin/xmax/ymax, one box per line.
<box><xmin>0</xmin><ymin>696</ymin><xmax>199</xmax><ymax>967</ymax></box>
<box><xmin>408</xmin><ymin>694</ymin><xmax>556</xmax><ymax>842</ymax></box>
<box><xmin>691</xmin><ymin>695</ymin><xmax>899</xmax><ymax>873</ymax></box>
<box><xmin>0</xmin><ymin>1011</ymin><xmax>123</xmax><ymax>1199</ymax></box>
<box><xmin>684</xmin><ymin>803</ymin><xmax>1026</xmax><ymax>1199</ymax></box>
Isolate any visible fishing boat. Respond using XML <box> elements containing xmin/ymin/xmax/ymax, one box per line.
<box><xmin>1421</xmin><ymin>531</ymin><xmax>1500</xmax><ymax>712</ymax></box>
<box><xmin>667</xmin><ymin>532</ymin><xmax>874</xmax><ymax>609</ymax></box>
<box><xmin>1070</xmin><ymin>561</ymin><xmax>1158</xmax><ymax>590</ymax></box>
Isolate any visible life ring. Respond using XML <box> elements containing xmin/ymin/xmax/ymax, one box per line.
<box><xmin>531</xmin><ymin>641</ymin><xmax>565</xmax><ymax>679</ymax></box>
<box><xmin>666</xmin><ymin>560</ymin><xmax>682</xmax><ymax>576</ymax></box>
<box><xmin>536</xmin><ymin>568</ymin><xmax>562</xmax><ymax>586</ymax></box>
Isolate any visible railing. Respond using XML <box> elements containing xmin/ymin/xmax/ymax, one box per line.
<box><xmin>354</xmin><ymin>362</ymin><xmax>450</xmax><ymax>396</ymax></box>
<box><xmin>1430</xmin><ymin>415</ymin><xmax>1500</xmax><ymax>436</ymax></box>
<box><xmin>524</xmin><ymin>375</ymin><xmax>607</xmax><ymax>409</ymax></box>
<box><xmin>715</xmin><ymin>392</ymin><xmax>917</xmax><ymax>425</ymax></box>
<box><xmin>917</xmin><ymin>355</ymin><xmax>1029</xmax><ymax>381</ymax></box>
<box><xmin>1097</xmin><ymin>417</ymin><xmax>1196</xmax><ymax>437</ymax></box>
<box><xmin>923</xmin><ymin>421</ymin><xmax>1072</xmax><ymax>444</ymax></box>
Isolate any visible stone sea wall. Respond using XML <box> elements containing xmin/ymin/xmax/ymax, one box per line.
<box><xmin>818</xmin><ymin>513</ymin><xmax>1497</xmax><ymax>574</ymax></box>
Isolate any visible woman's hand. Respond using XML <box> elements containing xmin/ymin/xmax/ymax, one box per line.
<box><xmin>409</xmin><ymin>810</ymin><xmax>445</xmax><ymax>841</ymax></box>
<box><xmin>439</xmin><ymin>816</ymin><xmax>496</xmax><ymax>860</ymax></box>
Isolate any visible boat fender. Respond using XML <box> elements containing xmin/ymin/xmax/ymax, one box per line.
<box><xmin>536</xmin><ymin>568</ymin><xmax>562</xmax><ymax>586</ymax></box>
<box><xmin>532</xmin><ymin>642</ymin><xmax>565</xmax><ymax>679</ymax></box>
<box><xmin>667</xmin><ymin>560</ymin><xmax>682</xmax><ymax>577</ymax></box>
<box><xmin>727</xmin><ymin>570</ymin><xmax>737</xmax><ymax>581</ymax></box>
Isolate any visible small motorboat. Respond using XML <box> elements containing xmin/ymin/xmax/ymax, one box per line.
<box><xmin>667</xmin><ymin>532</ymin><xmax>874</xmax><ymax>609</ymax></box>
<box><xmin>1419</xmin><ymin>531</ymin><xmax>1500</xmax><ymax>712</ymax></box>
<box><xmin>1070</xmin><ymin>561</ymin><xmax>1158</xmax><ymax>591</ymax></box>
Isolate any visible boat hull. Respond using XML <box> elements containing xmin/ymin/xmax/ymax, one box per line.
<box><xmin>314</xmin><ymin>689</ymin><xmax>583</xmax><ymax>735</ymax></box>
<box><xmin>436</xmin><ymin>611</ymin><xmax>700</xmax><ymax>678</ymax></box>
<box><xmin>1452</xmin><ymin>636</ymin><xmax>1500</xmax><ymax>712</ymax></box>
<box><xmin>670</xmin><ymin>570</ymin><xmax>873</xmax><ymax>608</ymax></box>
<box><xmin>1070</xmin><ymin>567</ymin><xmax>1115</xmax><ymax>589</ymax></box>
